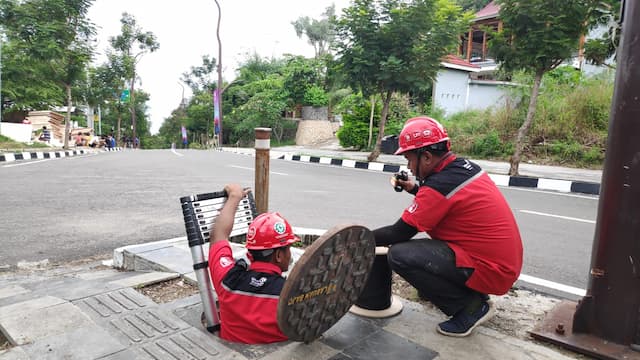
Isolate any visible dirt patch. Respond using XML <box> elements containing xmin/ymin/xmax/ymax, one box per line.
<box><xmin>391</xmin><ymin>274</ymin><xmax>559</xmax><ymax>340</ymax></box>
<box><xmin>136</xmin><ymin>278</ymin><xmax>199</xmax><ymax>304</ymax></box>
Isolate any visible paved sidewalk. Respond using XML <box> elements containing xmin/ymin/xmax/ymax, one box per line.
<box><xmin>0</xmin><ymin>238</ymin><xmax>584</xmax><ymax>360</ymax></box>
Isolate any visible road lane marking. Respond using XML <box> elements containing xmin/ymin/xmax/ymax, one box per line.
<box><xmin>502</xmin><ymin>186</ymin><xmax>599</xmax><ymax>200</ymax></box>
<box><xmin>3</xmin><ymin>159</ymin><xmax>52</xmax><ymax>168</ymax></box>
<box><xmin>518</xmin><ymin>273</ymin><xmax>586</xmax><ymax>297</ymax></box>
<box><xmin>229</xmin><ymin>165</ymin><xmax>288</xmax><ymax>176</ymax></box>
<box><xmin>171</xmin><ymin>148</ymin><xmax>184</xmax><ymax>157</ymax></box>
<box><xmin>519</xmin><ymin>210</ymin><xmax>595</xmax><ymax>224</ymax></box>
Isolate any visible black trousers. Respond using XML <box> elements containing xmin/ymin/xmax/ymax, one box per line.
<box><xmin>356</xmin><ymin>239</ymin><xmax>485</xmax><ymax>316</ymax></box>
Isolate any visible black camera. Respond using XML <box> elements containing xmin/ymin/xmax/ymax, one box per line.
<box><xmin>394</xmin><ymin>171</ymin><xmax>408</xmax><ymax>192</ymax></box>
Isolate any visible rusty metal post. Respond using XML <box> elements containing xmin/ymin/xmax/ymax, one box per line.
<box><xmin>254</xmin><ymin>128</ymin><xmax>271</xmax><ymax>214</ymax></box>
<box><xmin>530</xmin><ymin>2</ymin><xmax>640</xmax><ymax>358</ymax></box>
<box><xmin>573</xmin><ymin>0</ymin><xmax>640</xmax><ymax>345</ymax></box>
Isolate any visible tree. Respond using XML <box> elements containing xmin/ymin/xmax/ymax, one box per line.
<box><xmin>181</xmin><ymin>55</ymin><xmax>217</xmax><ymax>93</ymax></box>
<box><xmin>491</xmin><ymin>0</ymin><xmax>594</xmax><ymax>175</ymax></box>
<box><xmin>109</xmin><ymin>13</ymin><xmax>159</xmax><ymax>146</ymax></box>
<box><xmin>292</xmin><ymin>5</ymin><xmax>336</xmax><ymax>59</ymax></box>
<box><xmin>0</xmin><ymin>0</ymin><xmax>95</xmax><ymax>149</ymax></box>
<box><xmin>583</xmin><ymin>0</ymin><xmax>621</xmax><ymax>68</ymax></box>
<box><xmin>455</xmin><ymin>0</ymin><xmax>492</xmax><ymax>12</ymax></box>
<box><xmin>334</xmin><ymin>0</ymin><xmax>470</xmax><ymax>161</ymax></box>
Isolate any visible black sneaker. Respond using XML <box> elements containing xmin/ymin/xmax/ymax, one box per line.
<box><xmin>437</xmin><ymin>300</ymin><xmax>494</xmax><ymax>337</ymax></box>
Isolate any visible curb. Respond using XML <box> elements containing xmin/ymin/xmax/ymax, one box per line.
<box><xmin>277</xmin><ymin>153</ymin><xmax>601</xmax><ymax>195</ymax></box>
<box><xmin>0</xmin><ymin>147</ymin><xmax>125</xmax><ymax>162</ymax></box>
<box><xmin>0</xmin><ymin>148</ymin><xmax>93</xmax><ymax>163</ymax></box>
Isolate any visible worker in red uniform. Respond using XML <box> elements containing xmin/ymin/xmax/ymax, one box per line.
<box><xmin>354</xmin><ymin>117</ymin><xmax>523</xmax><ymax>337</ymax></box>
<box><xmin>208</xmin><ymin>183</ymin><xmax>300</xmax><ymax>344</ymax></box>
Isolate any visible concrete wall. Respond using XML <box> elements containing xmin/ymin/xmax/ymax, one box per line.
<box><xmin>433</xmin><ymin>69</ymin><xmax>470</xmax><ymax>115</ymax></box>
<box><xmin>0</xmin><ymin>122</ymin><xmax>33</xmax><ymax>143</ymax></box>
<box><xmin>301</xmin><ymin>106</ymin><xmax>328</xmax><ymax>120</ymax></box>
<box><xmin>467</xmin><ymin>81</ymin><xmax>511</xmax><ymax>111</ymax></box>
<box><xmin>295</xmin><ymin>120</ymin><xmax>340</xmax><ymax>145</ymax></box>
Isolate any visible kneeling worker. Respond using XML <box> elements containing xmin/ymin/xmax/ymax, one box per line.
<box><xmin>354</xmin><ymin>117</ymin><xmax>523</xmax><ymax>337</ymax></box>
<box><xmin>208</xmin><ymin>183</ymin><xmax>300</xmax><ymax>343</ymax></box>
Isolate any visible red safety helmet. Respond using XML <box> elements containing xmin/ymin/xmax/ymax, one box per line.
<box><xmin>394</xmin><ymin>117</ymin><xmax>450</xmax><ymax>155</ymax></box>
<box><xmin>246</xmin><ymin>212</ymin><xmax>300</xmax><ymax>250</ymax></box>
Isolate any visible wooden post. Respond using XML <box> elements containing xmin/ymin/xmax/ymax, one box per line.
<box><xmin>254</xmin><ymin>128</ymin><xmax>271</xmax><ymax>214</ymax></box>
<box><xmin>466</xmin><ymin>30</ymin><xmax>473</xmax><ymax>62</ymax></box>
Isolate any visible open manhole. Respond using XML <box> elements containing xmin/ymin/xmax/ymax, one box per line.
<box><xmin>0</xmin><ymin>331</ymin><xmax>11</xmax><ymax>351</ymax></box>
<box><xmin>135</xmin><ymin>277</ymin><xmax>199</xmax><ymax>304</ymax></box>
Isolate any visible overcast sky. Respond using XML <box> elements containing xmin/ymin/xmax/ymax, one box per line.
<box><xmin>88</xmin><ymin>0</ymin><xmax>349</xmax><ymax>134</ymax></box>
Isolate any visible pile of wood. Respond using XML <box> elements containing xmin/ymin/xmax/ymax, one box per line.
<box><xmin>26</xmin><ymin>111</ymin><xmax>65</xmax><ymax>142</ymax></box>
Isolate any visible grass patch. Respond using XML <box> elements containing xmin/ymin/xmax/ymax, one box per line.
<box><xmin>0</xmin><ymin>135</ymin><xmax>52</xmax><ymax>151</ymax></box>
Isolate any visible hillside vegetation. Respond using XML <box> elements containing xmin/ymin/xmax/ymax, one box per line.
<box><xmin>441</xmin><ymin>68</ymin><xmax>613</xmax><ymax>169</ymax></box>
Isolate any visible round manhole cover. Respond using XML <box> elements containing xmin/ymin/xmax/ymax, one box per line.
<box><xmin>277</xmin><ymin>224</ymin><xmax>375</xmax><ymax>343</ymax></box>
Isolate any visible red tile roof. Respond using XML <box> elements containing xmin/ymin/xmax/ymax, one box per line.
<box><xmin>443</xmin><ymin>55</ymin><xmax>480</xmax><ymax>69</ymax></box>
<box><xmin>475</xmin><ymin>1</ymin><xmax>500</xmax><ymax>19</ymax></box>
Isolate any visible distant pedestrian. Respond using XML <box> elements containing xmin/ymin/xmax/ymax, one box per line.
<box><xmin>134</xmin><ymin>137</ymin><xmax>139</xmax><ymax>149</ymax></box>
<box><xmin>181</xmin><ymin>126</ymin><xmax>188</xmax><ymax>149</ymax></box>
<box><xmin>40</xmin><ymin>126</ymin><xmax>51</xmax><ymax>143</ymax></box>
<box><xmin>110</xmin><ymin>135</ymin><xmax>116</xmax><ymax>149</ymax></box>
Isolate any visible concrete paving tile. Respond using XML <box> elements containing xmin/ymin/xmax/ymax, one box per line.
<box><xmin>102</xmin><ymin>327</ymin><xmax>246</xmax><ymax>360</ymax></box>
<box><xmin>337</xmin><ymin>327</ymin><xmax>437</xmax><ymax>360</ymax></box>
<box><xmin>0</xmin><ymin>286</ymin><xmax>30</xmax><ymax>300</ymax></box>
<box><xmin>259</xmin><ymin>341</ymin><xmax>339</xmax><ymax>360</ymax></box>
<box><xmin>0</xmin><ymin>302</ymin><xmax>94</xmax><ymax>345</ymax></box>
<box><xmin>106</xmin><ymin>308</ymin><xmax>191</xmax><ymax>345</ymax></box>
<box><xmin>319</xmin><ymin>314</ymin><xmax>381</xmax><ymax>351</ymax></box>
<box><xmin>133</xmin><ymin>247</ymin><xmax>194</xmax><ymax>275</ymax></box>
<box><xmin>39</xmin><ymin>278</ymin><xmax>123</xmax><ymax>301</ymax></box>
<box><xmin>0</xmin><ymin>296</ymin><xmax>66</xmax><ymax>321</ymax></box>
<box><xmin>73</xmin><ymin>288</ymin><xmax>156</xmax><ymax>321</ymax></box>
<box><xmin>382</xmin><ymin>299</ymin><xmax>574</xmax><ymax>360</ymax></box>
<box><xmin>74</xmin><ymin>269</ymin><xmax>124</xmax><ymax>281</ymax></box>
<box><xmin>167</xmin><ymin>298</ymin><xmax>204</xmax><ymax>330</ymax></box>
<box><xmin>221</xmin><ymin>339</ymin><xmax>289</xmax><ymax>359</ymax></box>
<box><xmin>21</xmin><ymin>324</ymin><xmax>125</xmax><ymax>360</ymax></box>
<box><xmin>0</xmin><ymin>346</ymin><xmax>30</xmax><ymax>360</ymax></box>
<box><xmin>109</xmin><ymin>272</ymin><xmax>179</xmax><ymax>288</ymax></box>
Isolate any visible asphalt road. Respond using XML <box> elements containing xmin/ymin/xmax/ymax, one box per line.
<box><xmin>0</xmin><ymin>149</ymin><xmax>598</xmax><ymax>296</ymax></box>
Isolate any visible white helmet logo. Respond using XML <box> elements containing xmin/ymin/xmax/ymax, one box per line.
<box><xmin>423</xmin><ymin>129</ymin><xmax>431</xmax><ymax>137</ymax></box>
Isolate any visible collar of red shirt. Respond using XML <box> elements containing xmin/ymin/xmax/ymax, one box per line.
<box><xmin>433</xmin><ymin>152</ymin><xmax>457</xmax><ymax>173</ymax></box>
<box><xmin>249</xmin><ymin>261</ymin><xmax>283</xmax><ymax>276</ymax></box>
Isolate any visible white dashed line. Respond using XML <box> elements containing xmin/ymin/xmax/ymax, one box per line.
<box><xmin>519</xmin><ymin>210</ymin><xmax>595</xmax><ymax>224</ymax></box>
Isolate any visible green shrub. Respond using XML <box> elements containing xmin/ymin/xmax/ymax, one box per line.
<box><xmin>337</xmin><ymin>121</ymin><xmax>372</xmax><ymax>150</ymax></box>
<box><xmin>471</xmin><ymin>131</ymin><xmax>508</xmax><ymax>157</ymax></box>
<box><xmin>303</xmin><ymin>85</ymin><xmax>329</xmax><ymax>107</ymax></box>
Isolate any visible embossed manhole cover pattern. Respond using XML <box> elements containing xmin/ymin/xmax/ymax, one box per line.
<box><xmin>277</xmin><ymin>224</ymin><xmax>375</xmax><ymax>343</ymax></box>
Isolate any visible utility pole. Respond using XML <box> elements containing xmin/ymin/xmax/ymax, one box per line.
<box><xmin>214</xmin><ymin>0</ymin><xmax>223</xmax><ymax>147</ymax></box>
<box><xmin>531</xmin><ymin>1</ymin><xmax>640</xmax><ymax>358</ymax></box>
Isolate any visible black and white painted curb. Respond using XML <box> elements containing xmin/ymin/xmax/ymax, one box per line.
<box><xmin>277</xmin><ymin>153</ymin><xmax>600</xmax><ymax>195</ymax></box>
<box><xmin>0</xmin><ymin>149</ymin><xmax>94</xmax><ymax>162</ymax></box>
<box><xmin>0</xmin><ymin>147</ymin><xmax>126</xmax><ymax>163</ymax></box>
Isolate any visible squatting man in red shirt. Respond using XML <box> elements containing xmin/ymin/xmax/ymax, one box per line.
<box><xmin>354</xmin><ymin>116</ymin><xmax>523</xmax><ymax>337</ymax></box>
<box><xmin>208</xmin><ymin>184</ymin><xmax>300</xmax><ymax>344</ymax></box>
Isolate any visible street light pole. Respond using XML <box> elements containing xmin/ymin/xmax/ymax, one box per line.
<box><xmin>214</xmin><ymin>0</ymin><xmax>223</xmax><ymax>147</ymax></box>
